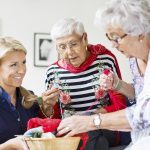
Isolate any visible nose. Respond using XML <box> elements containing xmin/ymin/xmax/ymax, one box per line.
<box><xmin>66</xmin><ymin>46</ymin><xmax>74</xmax><ymax>55</ymax></box>
<box><xmin>111</xmin><ymin>41</ymin><xmax>118</xmax><ymax>48</ymax></box>
<box><xmin>17</xmin><ymin>65</ymin><xmax>26</xmax><ymax>74</ymax></box>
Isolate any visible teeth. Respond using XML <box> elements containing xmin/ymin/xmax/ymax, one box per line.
<box><xmin>14</xmin><ymin>77</ymin><xmax>22</xmax><ymax>79</ymax></box>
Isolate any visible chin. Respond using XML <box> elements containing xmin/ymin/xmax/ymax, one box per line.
<box><xmin>72</xmin><ymin>63</ymin><xmax>81</xmax><ymax>67</ymax></box>
<box><xmin>125</xmin><ymin>54</ymin><xmax>131</xmax><ymax>58</ymax></box>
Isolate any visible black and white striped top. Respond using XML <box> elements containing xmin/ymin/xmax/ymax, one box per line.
<box><xmin>45</xmin><ymin>52</ymin><xmax>120</xmax><ymax>116</ymax></box>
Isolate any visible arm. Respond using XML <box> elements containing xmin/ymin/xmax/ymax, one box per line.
<box><xmin>40</xmin><ymin>67</ymin><xmax>61</xmax><ymax>118</ymax></box>
<box><xmin>0</xmin><ymin>137</ymin><xmax>28</xmax><ymax>150</ymax></box>
<box><xmin>103</xmin><ymin>50</ymin><xmax>135</xmax><ymax>100</ymax></box>
<box><xmin>99</xmin><ymin>109</ymin><xmax>131</xmax><ymax>130</ymax></box>
<box><xmin>108</xmin><ymin>50</ymin><xmax>135</xmax><ymax>99</ymax></box>
<box><xmin>115</xmin><ymin>79</ymin><xmax>135</xmax><ymax>100</ymax></box>
<box><xmin>57</xmin><ymin>109</ymin><xmax>131</xmax><ymax>137</ymax></box>
<box><xmin>40</xmin><ymin>87</ymin><xmax>61</xmax><ymax>118</ymax></box>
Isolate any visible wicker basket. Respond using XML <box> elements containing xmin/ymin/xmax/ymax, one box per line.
<box><xmin>24</xmin><ymin>137</ymin><xmax>80</xmax><ymax>150</ymax></box>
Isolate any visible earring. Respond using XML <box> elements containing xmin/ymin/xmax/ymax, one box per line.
<box><xmin>86</xmin><ymin>46</ymin><xmax>88</xmax><ymax>51</ymax></box>
<box><xmin>140</xmin><ymin>39</ymin><xmax>143</xmax><ymax>43</ymax></box>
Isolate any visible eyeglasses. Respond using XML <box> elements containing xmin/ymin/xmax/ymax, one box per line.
<box><xmin>106</xmin><ymin>33</ymin><xmax>127</xmax><ymax>44</ymax></box>
<box><xmin>56</xmin><ymin>35</ymin><xmax>83</xmax><ymax>53</ymax></box>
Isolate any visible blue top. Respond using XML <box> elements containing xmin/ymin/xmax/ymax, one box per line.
<box><xmin>0</xmin><ymin>87</ymin><xmax>39</xmax><ymax>144</ymax></box>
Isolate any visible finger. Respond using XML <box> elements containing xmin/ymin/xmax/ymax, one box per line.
<box><xmin>63</xmin><ymin>130</ymin><xmax>76</xmax><ymax>137</ymax></box>
<box><xmin>44</xmin><ymin>88</ymin><xmax>59</xmax><ymax>96</ymax></box>
<box><xmin>48</xmin><ymin>83</ymin><xmax>53</xmax><ymax>89</ymax></box>
<box><xmin>42</xmin><ymin>90</ymin><xmax>60</xmax><ymax>103</ymax></box>
<box><xmin>57</xmin><ymin>127</ymin><xmax>70</xmax><ymax>136</ymax></box>
<box><xmin>45</xmin><ymin>92</ymin><xmax>60</xmax><ymax>101</ymax></box>
<box><xmin>45</xmin><ymin>99</ymin><xmax>57</xmax><ymax>106</ymax></box>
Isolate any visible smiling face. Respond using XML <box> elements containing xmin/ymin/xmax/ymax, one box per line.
<box><xmin>56</xmin><ymin>33</ymin><xmax>88</xmax><ymax>67</ymax></box>
<box><xmin>0</xmin><ymin>51</ymin><xmax>26</xmax><ymax>91</ymax></box>
<box><xmin>106</xmin><ymin>26</ymin><xmax>149</xmax><ymax>60</ymax></box>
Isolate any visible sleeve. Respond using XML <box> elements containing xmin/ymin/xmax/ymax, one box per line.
<box><xmin>125</xmin><ymin>57</ymin><xmax>150</xmax><ymax>130</ymax></box>
<box><xmin>125</xmin><ymin>104</ymin><xmax>135</xmax><ymax>128</ymax></box>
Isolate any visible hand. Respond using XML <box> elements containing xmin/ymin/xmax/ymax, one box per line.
<box><xmin>0</xmin><ymin>137</ymin><xmax>28</xmax><ymax>150</ymax></box>
<box><xmin>99</xmin><ymin>71</ymin><xmax>114</xmax><ymax>90</ymax></box>
<box><xmin>95</xmin><ymin>108</ymin><xmax>107</xmax><ymax>114</ymax></box>
<box><xmin>24</xmin><ymin>126</ymin><xmax>43</xmax><ymax>137</ymax></box>
<box><xmin>57</xmin><ymin>115</ymin><xmax>92</xmax><ymax>137</ymax></box>
<box><xmin>42</xmin><ymin>85</ymin><xmax>60</xmax><ymax>106</ymax></box>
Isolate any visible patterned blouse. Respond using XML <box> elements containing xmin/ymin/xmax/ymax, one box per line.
<box><xmin>126</xmin><ymin>52</ymin><xmax>150</xmax><ymax>143</ymax></box>
<box><xmin>128</xmin><ymin>57</ymin><xmax>144</xmax><ymax>103</ymax></box>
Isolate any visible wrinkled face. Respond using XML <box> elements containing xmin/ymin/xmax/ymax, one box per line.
<box><xmin>0</xmin><ymin>51</ymin><xmax>26</xmax><ymax>90</ymax></box>
<box><xmin>106</xmin><ymin>26</ymin><xmax>146</xmax><ymax>59</ymax></box>
<box><xmin>56</xmin><ymin>33</ymin><xmax>88</xmax><ymax>67</ymax></box>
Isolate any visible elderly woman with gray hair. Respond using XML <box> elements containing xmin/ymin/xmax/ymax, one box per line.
<box><xmin>42</xmin><ymin>17</ymin><xmax>126</xmax><ymax>150</ymax></box>
<box><xmin>57</xmin><ymin>0</ymin><xmax>150</xmax><ymax>149</ymax></box>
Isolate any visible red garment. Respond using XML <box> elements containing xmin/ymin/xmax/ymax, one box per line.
<box><xmin>27</xmin><ymin>118</ymin><xmax>61</xmax><ymax>132</ymax></box>
<box><xmin>104</xmin><ymin>90</ymin><xmax>126</xmax><ymax>112</ymax></box>
<box><xmin>27</xmin><ymin>117</ymin><xmax>88</xmax><ymax>150</ymax></box>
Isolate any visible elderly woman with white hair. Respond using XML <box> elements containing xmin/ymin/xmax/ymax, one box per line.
<box><xmin>39</xmin><ymin>17</ymin><xmax>127</xmax><ymax>150</ymax></box>
<box><xmin>57</xmin><ymin>0</ymin><xmax>150</xmax><ymax>149</ymax></box>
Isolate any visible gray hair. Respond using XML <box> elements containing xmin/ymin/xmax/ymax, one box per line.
<box><xmin>0</xmin><ymin>37</ymin><xmax>27</xmax><ymax>60</ymax></box>
<box><xmin>51</xmin><ymin>18</ymin><xmax>85</xmax><ymax>40</ymax></box>
<box><xmin>95</xmin><ymin>0</ymin><xmax>150</xmax><ymax>36</ymax></box>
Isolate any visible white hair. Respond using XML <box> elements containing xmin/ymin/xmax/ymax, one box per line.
<box><xmin>95</xmin><ymin>0</ymin><xmax>150</xmax><ymax>36</ymax></box>
<box><xmin>51</xmin><ymin>18</ymin><xmax>85</xmax><ymax>40</ymax></box>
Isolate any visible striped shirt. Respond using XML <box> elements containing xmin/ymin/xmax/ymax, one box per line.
<box><xmin>45</xmin><ymin>51</ymin><xmax>124</xmax><ymax>117</ymax></box>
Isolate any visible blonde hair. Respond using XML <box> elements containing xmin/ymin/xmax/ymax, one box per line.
<box><xmin>0</xmin><ymin>37</ymin><xmax>27</xmax><ymax>61</ymax></box>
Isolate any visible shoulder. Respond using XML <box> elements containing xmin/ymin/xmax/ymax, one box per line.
<box><xmin>46</xmin><ymin>61</ymin><xmax>59</xmax><ymax>74</ymax></box>
<box><xmin>88</xmin><ymin>44</ymin><xmax>116</xmax><ymax>59</ymax></box>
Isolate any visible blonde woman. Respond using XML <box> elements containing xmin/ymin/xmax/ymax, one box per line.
<box><xmin>0</xmin><ymin>37</ymin><xmax>57</xmax><ymax>149</ymax></box>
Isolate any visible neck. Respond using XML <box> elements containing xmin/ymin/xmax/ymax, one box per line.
<box><xmin>141</xmin><ymin>36</ymin><xmax>150</xmax><ymax>62</ymax></box>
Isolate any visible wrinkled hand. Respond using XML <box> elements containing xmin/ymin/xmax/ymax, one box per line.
<box><xmin>99</xmin><ymin>71</ymin><xmax>114</xmax><ymax>90</ymax></box>
<box><xmin>42</xmin><ymin>84</ymin><xmax>60</xmax><ymax>106</ymax></box>
<box><xmin>24</xmin><ymin>126</ymin><xmax>43</xmax><ymax>137</ymax></box>
<box><xmin>57</xmin><ymin>115</ymin><xmax>92</xmax><ymax>137</ymax></box>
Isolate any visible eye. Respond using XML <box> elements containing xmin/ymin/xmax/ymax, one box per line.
<box><xmin>58</xmin><ymin>44</ymin><xmax>66</xmax><ymax>50</ymax></box>
<box><xmin>70</xmin><ymin>42</ymin><xmax>78</xmax><ymax>46</ymax></box>
<box><xmin>23</xmin><ymin>60</ymin><xmax>26</xmax><ymax>64</ymax></box>
<box><xmin>10</xmin><ymin>63</ymin><xmax>17</xmax><ymax>67</ymax></box>
<box><xmin>69</xmin><ymin>41</ymin><xmax>79</xmax><ymax>48</ymax></box>
<box><xmin>111</xmin><ymin>35</ymin><xmax>120</xmax><ymax>41</ymax></box>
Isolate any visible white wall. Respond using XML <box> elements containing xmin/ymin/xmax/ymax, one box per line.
<box><xmin>0</xmin><ymin>0</ymin><xmax>132</xmax><ymax>95</ymax></box>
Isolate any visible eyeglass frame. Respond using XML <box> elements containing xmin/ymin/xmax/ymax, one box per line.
<box><xmin>56</xmin><ymin>34</ymin><xmax>84</xmax><ymax>53</ymax></box>
<box><xmin>106</xmin><ymin>33</ymin><xmax>128</xmax><ymax>44</ymax></box>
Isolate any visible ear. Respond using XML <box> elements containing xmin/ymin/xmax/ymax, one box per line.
<box><xmin>82</xmin><ymin>32</ymin><xmax>88</xmax><ymax>45</ymax></box>
<box><xmin>138</xmin><ymin>34</ymin><xmax>145</xmax><ymax>42</ymax></box>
